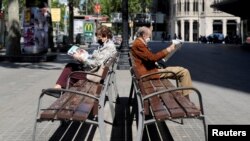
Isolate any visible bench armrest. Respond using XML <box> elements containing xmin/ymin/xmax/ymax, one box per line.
<box><xmin>140</xmin><ymin>71</ymin><xmax>178</xmax><ymax>80</ymax></box>
<box><xmin>139</xmin><ymin>71</ymin><xmax>179</xmax><ymax>86</ymax></box>
<box><xmin>69</xmin><ymin>71</ymin><xmax>102</xmax><ymax>78</ymax></box>
<box><xmin>40</xmin><ymin>88</ymin><xmax>99</xmax><ymax>100</ymax></box>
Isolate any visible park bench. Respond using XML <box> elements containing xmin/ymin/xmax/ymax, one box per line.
<box><xmin>32</xmin><ymin>53</ymin><xmax>119</xmax><ymax>141</ymax></box>
<box><xmin>128</xmin><ymin>54</ymin><xmax>207</xmax><ymax>141</ymax></box>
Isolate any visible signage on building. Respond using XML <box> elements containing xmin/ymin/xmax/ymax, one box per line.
<box><xmin>84</xmin><ymin>15</ymin><xmax>108</xmax><ymax>22</ymax></box>
<box><xmin>51</xmin><ymin>8</ymin><xmax>61</xmax><ymax>22</ymax></box>
<box><xmin>84</xmin><ymin>22</ymin><xmax>94</xmax><ymax>33</ymax></box>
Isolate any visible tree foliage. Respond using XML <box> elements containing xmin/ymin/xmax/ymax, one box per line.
<box><xmin>100</xmin><ymin>0</ymin><xmax>152</xmax><ymax>18</ymax></box>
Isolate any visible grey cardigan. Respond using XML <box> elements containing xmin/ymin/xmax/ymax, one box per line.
<box><xmin>84</xmin><ymin>39</ymin><xmax>117</xmax><ymax>68</ymax></box>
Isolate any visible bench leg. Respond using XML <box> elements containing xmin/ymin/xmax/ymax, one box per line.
<box><xmin>98</xmin><ymin>87</ymin><xmax>108</xmax><ymax>141</ymax></box>
<box><xmin>32</xmin><ymin>120</ymin><xmax>38</xmax><ymax>141</ymax></box>
<box><xmin>111</xmin><ymin>71</ymin><xmax>120</xmax><ymax>103</ymax></box>
<box><xmin>127</xmin><ymin>82</ymin><xmax>137</xmax><ymax>126</ymax></box>
<box><xmin>107</xmin><ymin>85</ymin><xmax>116</xmax><ymax>121</ymax></box>
<box><xmin>201</xmin><ymin>116</ymin><xmax>208</xmax><ymax>141</ymax></box>
<box><xmin>32</xmin><ymin>91</ymin><xmax>45</xmax><ymax>141</ymax></box>
<box><xmin>128</xmin><ymin>81</ymin><xmax>134</xmax><ymax>106</ymax></box>
<box><xmin>136</xmin><ymin>93</ymin><xmax>144</xmax><ymax>141</ymax></box>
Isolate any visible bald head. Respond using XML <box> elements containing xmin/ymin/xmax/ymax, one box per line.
<box><xmin>137</xmin><ymin>26</ymin><xmax>152</xmax><ymax>38</ymax></box>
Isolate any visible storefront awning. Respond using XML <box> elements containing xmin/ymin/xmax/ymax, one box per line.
<box><xmin>211</xmin><ymin>0</ymin><xmax>249</xmax><ymax>19</ymax></box>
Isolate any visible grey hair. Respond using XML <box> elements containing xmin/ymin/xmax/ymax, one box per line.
<box><xmin>136</xmin><ymin>26</ymin><xmax>150</xmax><ymax>37</ymax></box>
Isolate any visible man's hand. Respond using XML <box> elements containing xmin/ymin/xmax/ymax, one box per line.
<box><xmin>166</xmin><ymin>44</ymin><xmax>176</xmax><ymax>53</ymax></box>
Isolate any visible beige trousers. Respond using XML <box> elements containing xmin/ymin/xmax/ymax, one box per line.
<box><xmin>158</xmin><ymin>66</ymin><xmax>192</xmax><ymax>96</ymax></box>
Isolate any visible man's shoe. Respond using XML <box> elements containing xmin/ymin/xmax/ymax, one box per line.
<box><xmin>42</xmin><ymin>89</ymin><xmax>62</xmax><ymax>98</ymax></box>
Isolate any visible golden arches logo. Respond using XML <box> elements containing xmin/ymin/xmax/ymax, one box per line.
<box><xmin>84</xmin><ymin>23</ymin><xmax>94</xmax><ymax>32</ymax></box>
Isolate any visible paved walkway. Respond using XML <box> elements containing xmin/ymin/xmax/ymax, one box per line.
<box><xmin>0</xmin><ymin>43</ymin><xmax>250</xmax><ymax>141</ymax></box>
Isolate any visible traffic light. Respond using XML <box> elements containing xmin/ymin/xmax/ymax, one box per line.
<box><xmin>94</xmin><ymin>3</ymin><xmax>101</xmax><ymax>14</ymax></box>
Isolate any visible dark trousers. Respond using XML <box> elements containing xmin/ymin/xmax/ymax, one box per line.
<box><xmin>56</xmin><ymin>63</ymin><xmax>86</xmax><ymax>88</ymax></box>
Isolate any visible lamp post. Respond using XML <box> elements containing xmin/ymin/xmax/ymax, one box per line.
<box><xmin>68</xmin><ymin>1</ymin><xmax>73</xmax><ymax>44</ymax></box>
<box><xmin>117</xmin><ymin>0</ymin><xmax>130</xmax><ymax>70</ymax></box>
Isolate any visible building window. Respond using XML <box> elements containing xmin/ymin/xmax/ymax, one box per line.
<box><xmin>184</xmin><ymin>0</ymin><xmax>190</xmax><ymax>12</ymax></box>
<box><xmin>177</xmin><ymin>0</ymin><xmax>182</xmax><ymax>12</ymax></box>
<box><xmin>202</xmin><ymin>0</ymin><xmax>205</xmax><ymax>12</ymax></box>
<box><xmin>193</xmin><ymin>0</ymin><xmax>198</xmax><ymax>12</ymax></box>
<box><xmin>213</xmin><ymin>0</ymin><xmax>222</xmax><ymax>12</ymax></box>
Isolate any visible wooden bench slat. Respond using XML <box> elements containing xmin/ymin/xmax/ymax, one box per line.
<box><xmin>173</xmin><ymin>92</ymin><xmax>200</xmax><ymax>116</ymax></box>
<box><xmin>160</xmin><ymin>93</ymin><xmax>186</xmax><ymax>118</ymax></box>
<box><xmin>40</xmin><ymin>87</ymin><xmax>78</xmax><ymax>119</ymax></box>
<box><xmin>160</xmin><ymin>79</ymin><xmax>200</xmax><ymax>116</ymax></box>
<box><xmin>161</xmin><ymin>79</ymin><xmax>176</xmax><ymax>88</ymax></box>
<box><xmin>149</xmin><ymin>96</ymin><xmax>170</xmax><ymax>120</ymax></box>
<box><xmin>57</xmin><ymin>81</ymin><xmax>94</xmax><ymax>120</ymax></box>
<box><xmin>151</xmin><ymin>79</ymin><xmax>166</xmax><ymax>88</ymax></box>
<box><xmin>89</xmin><ymin>84</ymin><xmax>103</xmax><ymax>115</ymax></box>
<box><xmin>72</xmin><ymin>83</ymin><xmax>102</xmax><ymax>121</ymax></box>
<box><xmin>142</xmin><ymin>82</ymin><xmax>170</xmax><ymax>120</ymax></box>
<box><xmin>72</xmin><ymin>102</ymin><xmax>94</xmax><ymax>121</ymax></box>
<box><xmin>151</xmin><ymin>79</ymin><xmax>186</xmax><ymax>118</ymax></box>
<box><xmin>56</xmin><ymin>94</ymin><xmax>85</xmax><ymax>120</ymax></box>
<box><xmin>150</xmin><ymin>79</ymin><xmax>185</xmax><ymax>119</ymax></box>
<box><xmin>55</xmin><ymin>81</ymin><xmax>90</xmax><ymax>119</ymax></box>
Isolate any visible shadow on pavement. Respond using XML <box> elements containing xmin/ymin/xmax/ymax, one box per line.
<box><xmin>0</xmin><ymin>54</ymin><xmax>72</xmax><ymax>70</ymax></box>
<box><xmin>150</xmin><ymin>42</ymin><xmax>250</xmax><ymax>93</ymax></box>
<box><xmin>49</xmin><ymin>121</ymin><xmax>96</xmax><ymax>141</ymax></box>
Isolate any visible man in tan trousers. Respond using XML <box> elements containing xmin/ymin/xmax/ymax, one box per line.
<box><xmin>130</xmin><ymin>26</ymin><xmax>192</xmax><ymax>99</ymax></box>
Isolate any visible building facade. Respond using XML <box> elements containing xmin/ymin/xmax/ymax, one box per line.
<box><xmin>168</xmin><ymin>0</ymin><xmax>241</xmax><ymax>42</ymax></box>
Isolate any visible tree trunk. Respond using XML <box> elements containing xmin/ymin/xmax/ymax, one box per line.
<box><xmin>6</xmin><ymin>0</ymin><xmax>21</xmax><ymax>56</ymax></box>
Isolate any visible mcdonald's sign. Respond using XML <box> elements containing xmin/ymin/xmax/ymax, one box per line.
<box><xmin>84</xmin><ymin>23</ymin><xmax>94</xmax><ymax>32</ymax></box>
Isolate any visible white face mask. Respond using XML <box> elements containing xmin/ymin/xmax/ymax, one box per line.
<box><xmin>145</xmin><ymin>37</ymin><xmax>150</xmax><ymax>43</ymax></box>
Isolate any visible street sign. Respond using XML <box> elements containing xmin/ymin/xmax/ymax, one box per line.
<box><xmin>51</xmin><ymin>8</ymin><xmax>61</xmax><ymax>22</ymax></box>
